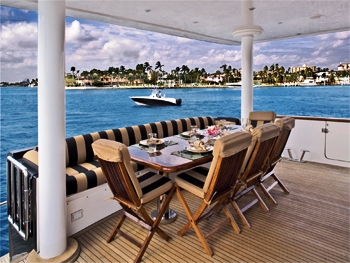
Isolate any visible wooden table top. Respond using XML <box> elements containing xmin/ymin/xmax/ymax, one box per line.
<box><xmin>128</xmin><ymin>135</ymin><xmax>213</xmax><ymax>173</ymax></box>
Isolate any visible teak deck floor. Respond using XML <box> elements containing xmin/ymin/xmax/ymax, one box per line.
<box><xmin>3</xmin><ymin>159</ymin><xmax>350</xmax><ymax>263</ymax></box>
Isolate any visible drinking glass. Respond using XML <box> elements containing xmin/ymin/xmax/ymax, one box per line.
<box><xmin>148</xmin><ymin>133</ymin><xmax>157</xmax><ymax>153</ymax></box>
<box><xmin>189</xmin><ymin>125</ymin><xmax>198</xmax><ymax>143</ymax></box>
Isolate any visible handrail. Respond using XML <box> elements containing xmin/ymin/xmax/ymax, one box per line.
<box><xmin>276</xmin><ymin>115</ymin><xmax>350</xmax><ymax>123</ymax></box>
<box><xmin>0</xmin><ymin>201</ymin><xmax>7</xmax><ymax>207</ymax></box>
<box><xmin>7</xmin><ymin>156</ymin><xmax>30</xmax><ymax>240</ymax></box>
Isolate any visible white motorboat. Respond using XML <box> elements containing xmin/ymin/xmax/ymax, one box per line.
<box><xmin>130</xmin><ymin>89</ymin><xmax>182</xmax><ymax>106</ymax></box>
<box><xmin>299</xmin><ymin>78</ymin><xmax>317</xmax><ymax>86</ymax></box>
<box><xmin>226</xmin><ymin>81</ymin><xmax>259</xmax><ymax>88</ymax></box>
<box><xmin>226</xmin><ymin>82</ymin><xmax>242</xmax><ymax>88</ymax></box>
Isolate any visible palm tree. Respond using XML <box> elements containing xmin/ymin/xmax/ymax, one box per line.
<box><xmin>144</xmin><ymin>62</ymin><xmax>152</xmax><ymax>73</ymax></box>
<box><xmin>175</xmin><ymin>66</ymin><xmax>180</xmax><ymax>85</ymax></box>
<box><xmin>181</xmin><ymin>65</ymin><xmax>190</xmax><ymax>85</ymax></box>
<box><xmin>155</xmin><ymin>61</ymin><xmax>164</xmax><ymax>72</ymax></box>
<box><xmin>70</xmin><ymin>66</ymin><xmax>76</xmax><ymax>78</ymax></box>
<box><xmin>220</xmin><ymin>64</ymin><xmax>228</xmax><ymax>83</ymax></box>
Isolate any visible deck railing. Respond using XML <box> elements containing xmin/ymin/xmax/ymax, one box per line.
<box><xmin>7</xmin><ymin>156</ymin><xmax>32</xmax><ymax>240</ymax></box>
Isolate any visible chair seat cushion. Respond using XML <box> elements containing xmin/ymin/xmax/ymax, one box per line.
<box><xmin>138</xmin><ymin>171</ymin><xmax>174</xmax><ymax>204</ymax></box>
<box><xmin>175</xmin><ymin>166</ymin><xmax>209</xmax><ymax>198</ymax></box>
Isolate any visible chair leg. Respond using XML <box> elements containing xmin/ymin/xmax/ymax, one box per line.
<box><xmin>222</xmin><ymin>206</ymin><xmax>241</xmax><ymax>233</ymax></box>
<box><xmin>252</xmin><ymin>187</ymin><xmax>269</xmax><ymax>212</ymax></box>
<box><xmin>230</xmin><ymin>199</ymin><xmax>251</xmax><ymax>228</ymax></box>
<box><xmin>107</xmin><ymin>214</ymin><xmax>126</xmax><ymax>243</ymax></box>
<box><xmin>271</xmin><ymin>173</ymin><xmax>290</xmax><ymax>193</ymax></box>
<box><xmin>175</xmin><ymin>187</ymin><xmax>213</xmax><ymax>256</ymax></box>
<box><xmin>258</xmin><ymin>170</ymin><xmax>290</xmax><ymax>205</ymax></box>
<box><xmin>140</xmin><ymin>187</ymin><xmax>176</xmax><ymax>241</ymax></box>
<box><xmin>258</xmin><ymin>180</ymin><xmax>278</xmax><ymax>206</ymax></box>
<box><xmin>134</xmin><ymin>187</ymin><xmax>176</xmax><ymax>263</ymax></box>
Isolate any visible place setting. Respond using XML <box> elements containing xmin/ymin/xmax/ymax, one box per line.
<box><xmin>132</xmin><ymin>133</ymin><xmax>178</xmax><ymax>155</ymax></box>
<box><xmin>171</xmin><ymin>128</ymin><xmax>214</xmax><ymax>160</ymax></box>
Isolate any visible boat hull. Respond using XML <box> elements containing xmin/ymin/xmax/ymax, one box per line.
<box><xmin>130</xmin><ymin>97</ymin><xmax>182</xmax><ymax>106</ymax></box>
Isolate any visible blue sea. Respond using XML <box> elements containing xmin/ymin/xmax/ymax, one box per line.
<box><xmin>0</xmin><ymin>85</ymin><xmax>349</xmax><ymax>256</ymax></box>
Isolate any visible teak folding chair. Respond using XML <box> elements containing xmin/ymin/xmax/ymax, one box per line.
<box><xmin>92</xmin><ymin>139</ymin><xmax>175</xmax><ymax>263</ymax></box>
<box><xmin>258</xmin><ymin>117</ymin><xmax>295</xmax><ymax>205</ymax></box>
<box><xmin>231</xmin><ymin>123</ymin><xmax>280</xmax><ymax>228</ymax></box>
<box><xmin>248</xmin><ymin>111</ymin><xmax>276</xmax><ymax>127</ymax></box>
<box><xmin>174</xmin><ymin>131</ymin><xmax>252</xmax><ymax>256</ymax></box>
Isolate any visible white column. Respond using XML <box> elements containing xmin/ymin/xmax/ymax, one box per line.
<box><xmin>232</xmin><ymin>0</ymin><xmax>263</xmax><ymax>124</ymax></box>
<box><xmin>38</xmin><ymin>0</ymin><xmax>66</xmax><ymax>259</ymax></box>
<box><xmin>241</xmin><ymin>35</ymin><xmax>254</xmax><ymax>121</ymax></box>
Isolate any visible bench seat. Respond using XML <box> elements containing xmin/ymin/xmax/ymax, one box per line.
<box><xmin>22</xmin><ymin>116</ymin><xmax>215</xmax><ymax>196</ymax></box>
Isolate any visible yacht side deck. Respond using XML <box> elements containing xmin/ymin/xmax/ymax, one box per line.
<box><xmin>2</xmin><ymin>159</ymin><xmax>349</xmax><ymax>263</ymax></box>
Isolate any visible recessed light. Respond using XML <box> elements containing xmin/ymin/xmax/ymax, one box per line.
<box><xmin>310</xmin><ymin>14</ymin><xmax>322</xmax><ymax>19</ymax></box>
<box><xmin>278</xmin><ymin>22</ymin><xmax>283</xmax><ymax>25</ymax></box>
<box><xmin>249</xmin><ymin>7</ymin><xmax>255</xmax><ymax>11</ymax></box>
<box><xmin>193</xmin><ymin>21</ymin><xmax>199</xmax><ymax>24</ymax></box>
<box><xmin>145</xmin><ymin>9</ymin><xmax>151</xmax><ymax>13</ymax></box>
<box><xmin>296</xmin><ymin>33</ymin><xmax>301</xmax><ymax>35</ymax></box>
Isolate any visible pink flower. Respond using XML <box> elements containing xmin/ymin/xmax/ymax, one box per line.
<box><xmin>206</xmin><ymin>126</ymin><xmax>221</xmax><ymax>136</ymax></box>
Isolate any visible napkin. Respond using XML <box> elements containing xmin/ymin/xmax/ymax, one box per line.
<box><xmin>147</xmin><ymin>138</ymin><xmax>162</xmax><ymax>144</ymax></box>
<box><xmin>193</xmin><ymin>140</ymin><xmax>207</xmax><ymax>150</ymax></box>
<box><xmin>216</xmin><ymin>123</ymin><xmax>225</xmax><ymax>129</ymax></box>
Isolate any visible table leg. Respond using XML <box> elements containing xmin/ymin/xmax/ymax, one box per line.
<box><xmin>150</xmin><ymin>172</ymin><xmax>177</xmax><ymax>224</ymax></box>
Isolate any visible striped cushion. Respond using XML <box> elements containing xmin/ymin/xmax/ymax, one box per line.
<box><xmin>175</xmin><ymin>167</ymin><xmax>209</xmax><ymax>198</ymax></box>
<box><xmin>138</xmin><ymin>171</ymin><xmax>174</xmax><ymax>204</ymax></box>
<box><xmin>65</xmin><ymin>160</ymin><xmax>104</xmax><ymax>196</ymax></box>
<box><xmin>21</xmin><ymin>117</ymin><xmax>214</xmax><ymax>196</ymax></box>
<box><xmin>65</xmin><ymin>116</ymin><xmax>214</xmax><ymax>167</ymax></box>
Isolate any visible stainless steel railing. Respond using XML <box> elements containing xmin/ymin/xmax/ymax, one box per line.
<box><xmin>7</xmin><ymin>156</ymin><xmax>31</xmax><ymax>240</ymax></box>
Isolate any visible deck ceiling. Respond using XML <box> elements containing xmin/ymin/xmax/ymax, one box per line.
<box><xmin>2</xmin><ymin>0</ymin><xmax>349</xmax><ymax>45</ymax></box>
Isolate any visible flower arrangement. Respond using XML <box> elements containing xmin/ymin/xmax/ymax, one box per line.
<box><xmin>206</xmin><ymin>125</ymin><xmax>221</xmax><ymax>137</ymax></box>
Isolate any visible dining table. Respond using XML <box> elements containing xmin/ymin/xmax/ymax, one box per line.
<box><xmin>128</xmin><ymin>125</ymin><xmax>241</xmax><ymax>223</ymax></box>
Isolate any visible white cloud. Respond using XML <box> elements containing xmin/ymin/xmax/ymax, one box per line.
<box><xmin>66</xmin><ymin>20</ymin><xmax>99</xmax><ymax>44</ymax></box>
<box><xmin>334</xmin><ymin>31</ymin><xmax>350</xmax><ymax>39</ymax></box>
<box><xmin>0</xmin><ymin>22</ymin><xmax>37</xmax><ymax>80</ymax></box>
<box><xmin>332</xmin><ymin>39</ymin><xmax>344</xmax><ymax>48</ymax></box>
<box><xmin>176</xmin><ymin>37</ymin><xmax>193</xmax><ymax>44</ymax></box>
<box><xmin>1</xmin><ymin>11</ymin><xmax>349</xmax><ymax>83</ymax></box>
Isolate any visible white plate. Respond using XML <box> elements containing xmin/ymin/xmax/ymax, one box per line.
<box><xmin>186</xmin><ymin>146</ymin><xmax>213</xmax><ymax>153</ymax></box>
<box><xmin>181</xmin><ymin>131</ymin><xmax>191</xmax><ymax>137</ymax></box>
<box><xmin>139</xmin><ymin>139</ymin><xmax>164</xmax><ymax>147</ymax></box>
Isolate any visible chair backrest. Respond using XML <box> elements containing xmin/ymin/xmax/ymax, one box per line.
<box><xmin>92</xmin><ymin>139</ymin><xmax>143</xmax><ymax>206</ymax></box>
<box><xmin>248</xmin><ymin>111</ymin><xmax>276</xmax><ymax>127</ymax></box>
<box><xmin>203</xmin><ymin>131</ymin><xmax>252</xmax><ymax>203</ymax></box>
<box><xmin>269</xmin><ymin>117</ymin><xmax>295</xmax><ymax>166</ymax></box>
<box><xmin>239</xmin><ymin>123</ymin><xmax>280</xmax><ymax>185</ymax></box>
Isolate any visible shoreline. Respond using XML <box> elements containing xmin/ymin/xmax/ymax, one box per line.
<box><xmin>1</xmin><ymin>83</ymin><xmax>346</xmax><ymax>89</ymax></box>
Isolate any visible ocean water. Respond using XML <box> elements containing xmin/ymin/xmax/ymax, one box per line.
<box><xmin>0</xmin><ymin>85</ymin><xmax>349</xmax><ymax>256</ymax></box>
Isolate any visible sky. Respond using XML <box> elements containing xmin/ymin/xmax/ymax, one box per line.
<box><xmin>1</xmin><ymin>6</ymin><xmax>350</xmax><ymax>83</ymax></box>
